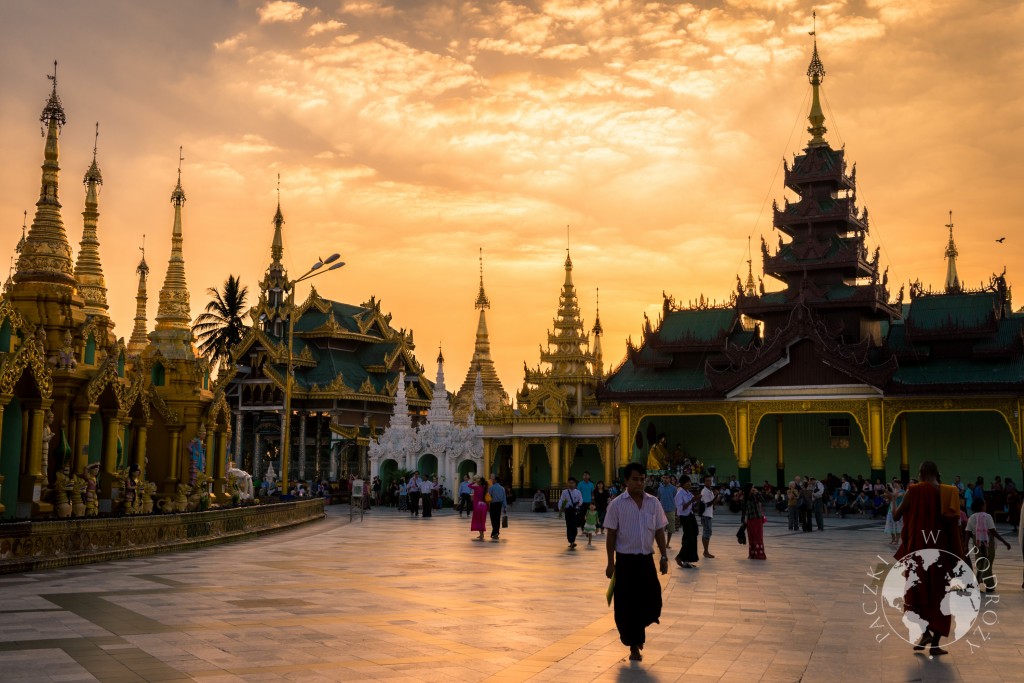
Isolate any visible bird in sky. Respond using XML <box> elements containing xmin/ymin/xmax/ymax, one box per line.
<box><xmin>995</xmin><ymin>237</ymin><xmax>1006</xmax><ymax>243</ymax></box>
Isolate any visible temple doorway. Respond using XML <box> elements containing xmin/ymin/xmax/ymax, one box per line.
<box><xmin>418</xmin><ymin>454</ymin><xmax>438</xmax><ymax>477</ymax></box>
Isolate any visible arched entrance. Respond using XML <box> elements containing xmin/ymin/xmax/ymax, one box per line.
<box><xmin>0</xmin><ymin>397</ymin><xmax>23</xmax><ymax>517</ymax></box>
<box><xmin>750</xmin><ymin>412</ymin><xmax>869</xmax><ymax>488</ymax></box>
<box><xmin>492</xmin><ymin>444</ymin><xmax>512</xmax><ymax>482</ymax></box>
<box><xmin>902</xmin><ymin>412</ymin><xmax>1019</xmax><ymax>485</ymax></box>
<box><xmin>417</xmin><ymin>453</ymin><xmax>438</xmax><ymax>477</ymax></box>
<box><xmin>634</xmin><ymin>415</ymin><xmax>735</xmax><ymax>472</ymax></box>
<box><xmin>380</xmin><ymin>458</ymin><xmax>399</xmax><ymax>496</ymax></box>
<box><xmin>457</xmin><ymin>459</ymin><xmax>477</xmax><ymax>480</ymax></box>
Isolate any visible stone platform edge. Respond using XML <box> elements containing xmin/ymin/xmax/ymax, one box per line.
<box><xmin>0</xmin><ymin>498</ymin><xmax>325</xmax><ymax>574</ymax></box>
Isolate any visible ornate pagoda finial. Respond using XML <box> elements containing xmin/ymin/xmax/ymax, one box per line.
<box><xmin>592</xmin><ymin>287</ymin><xmax>603</xmax><ymax>335</ymax></box>
<box><xmin>14</xmin><ymin>65</ymin><xmax>78</xmax><ymax>290</ymax></box>
<box><xmin>75</xmin><ymin>120</ymin><xmax>110</xmax><ymax>316</ymax></box>
<box><xmin>475</xmin><ymin>247</ymin><xmax>490</xmax><ymax>309</ymax></box>
<box><xmin>40</xmin><ymin>60</ymin><xmax>66</xmax><ymax>135</ymax></box>
<box><xmin>744</xmin><ymin>236</ymin><xmax>757</xmax><ymax>296</ymax></box>
<box><xmin>171</xmin><ymin>146</ymin><xmax>186</xmax><ymax>206</ymax></box>
<box><xmin>806</xmin><ymin>11</ymin><xmax>828</xmax><ymax>146</ymax></box>
<box><xmin>944</xmin><ymin>210</ymin><xmax>961</xmax><ymax>293</ymax></box>
<box><xmin>127</xmin><ymin>235</ymin><xmax>151</xmax><ymax>357</ymax></box>
<box><xmin>83</xmin><ymin>122</ymin><xmax>102</xmax><ymax>187</ymax></box>
<box><xmin>15</xmin><ymin>211</ymin><xmax>27</xmax><ymax>255</ymax></box>
<box><xmin>271</xmin><ymin>173</ymin><xmax>285</xmax><ymax>263</ymax></box>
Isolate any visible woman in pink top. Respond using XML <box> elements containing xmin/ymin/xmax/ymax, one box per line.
<box><xmin>470</xmin><ymin>476</ymin><xmax>488</xmax><ymax>540</ymax></box>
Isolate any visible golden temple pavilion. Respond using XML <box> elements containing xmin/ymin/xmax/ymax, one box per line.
<box><xmin>598</xmin><ymin>41</ymin><xmax>1024</xmax><ymax>487</ymax></box>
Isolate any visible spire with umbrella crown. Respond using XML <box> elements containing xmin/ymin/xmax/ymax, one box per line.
<box><xmin>426</xmin><ymin>346</ymin><xmax>453</xmax><ymax>425</ymax></box>
<box><xmin>74</xmin><ymin>122</ymin><xmax>110</xmax><ymax>317</ymax></box>
<box><xmin>127</xmin><ymin>236</ymin><xmax>150</xmax><ymax>357</ymax></box>
<box><xmin>149</xmin><ymin>148</ymin><xmax>194</xmax><ymax>358</ymax></box>
<box><xmin>944</xmin><ymin>211</ymin><xmax>961</xmax><ymax>293</ymax></box>
<box><xmin>806</xmin><ymin>12</ymin><xmax>828</xmax><ymax>147</ymax></box>
<box><xmin>13</xmin><ymin>62</ymin><xmax>79</xmax><ymax>291</ymax></box>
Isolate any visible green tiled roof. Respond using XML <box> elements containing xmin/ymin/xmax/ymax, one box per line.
<box><xmin>657</xmin><ymin>308</ymin><xmax>736</xmax><ymax>344</ymax></box>
<box><xmin>292</xmin><ymin>301</ymin><xmax>367</xmax><ymax>334</ymax></box>
<box><xmin>905</xmin><ymin>293</ymin><xmax>995</xmax><ymax>332</ymax></box>
<box><xmin>604</xmin><ymin>360</ymin><xmax>711</xmax><ymax>393</ymax></box>
<box><xmin>892</xmin><ymin>357</ymin><xmax>1024</xmax><ymax>386</ymax></box>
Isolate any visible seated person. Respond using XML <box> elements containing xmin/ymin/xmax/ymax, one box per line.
<box><xmin>852</xmin><ymin>491</ymin><xmax>870</xmax><ymax>514</ymax></box>
<box><xmin>871</xmin><ymin>492</ymin><xmax>887</xmax><ymax>518</ymax></box>
<box><xmin>834</xmin><ymin>488</ymin><xmax>852</xmax><ymax>518</ymax></box>
<box><xmin>532</xmin><ymin>489</ymin><xmax>548</xmax><ymax>512</ymax></box>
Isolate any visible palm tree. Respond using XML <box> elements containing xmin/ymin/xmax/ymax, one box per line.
<box><xmin>192</xmin><ymin>275</ymin><xmax>249</xmax><ymax>373</ymax></box>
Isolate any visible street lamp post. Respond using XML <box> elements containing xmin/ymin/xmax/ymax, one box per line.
<box><xmin>281</xmin><ymin>253</ymin><xmax>344</xmax><ymax>495</ymax></box>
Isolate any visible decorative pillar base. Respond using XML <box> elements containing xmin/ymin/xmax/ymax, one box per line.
<box><xmin>776</xmin><ymin>468</ymin><xmax>786</xmax><ymax>491</ymax></box>
<box><xmin>870</xmin><ymin>468</ymin><xmax>886</xmax><ymax>482</ymax></box>
<box><xmin>899</xmin><ymin>466</ymin><xmax>909</xmax><ymax>486</ymax></box>
<box><xmin>737</xmin><ymin>467</ymin><xmax>751</xmax><ymax>485</ymax></box>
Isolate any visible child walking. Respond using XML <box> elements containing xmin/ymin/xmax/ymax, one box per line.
<box><xmin>583</xmin><ymin>503</ymin><xmax>599</xmax><ymax>546</ymax></box>
<box><xmin>966</xmin><ymin>499</ymin><xmax>1011</xmax><ymax>592</ymax></box>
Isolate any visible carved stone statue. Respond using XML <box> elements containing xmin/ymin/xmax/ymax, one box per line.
<box><xmin>53</xmin><ymin>464</ymin><xmax>72</xmax><ymax>518</ymax></box>
<box><xmin>227</xmin><ymin>461</ymin><xmax>254</xmax><ymax>504</ymax></box>
<box><xmin>40</xmin><ymin>410</ymin><xmax>54</xmax><ymax>482</ymax></box>
<box><xmin>140</xmin><ymin>481</ymin><xmax>156</xmax><ymax>514</ymax></box>
<box><xmin>120</xmin><ymin>463</ymin><xmax>141</xmax><ymax>515</ymax></box>
<box><xmin>84</xmin><ymin>463</ymin><xmax>99</xmax><ymax>517</ymax></box>
<box><xmin>55</xmin><ymin>330</ymin><xmax>77</xmax><ymax>370</ymax></box>
<box><xmin>70</xmin><ymin>473</ymin><xmax>87</xmax><ymax>517</ymax></box>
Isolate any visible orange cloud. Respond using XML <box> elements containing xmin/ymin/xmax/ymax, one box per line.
<box><xmin>258</xmin><ymin>1</ymin><xmax>309</xmax><ymax>24</ymax></box>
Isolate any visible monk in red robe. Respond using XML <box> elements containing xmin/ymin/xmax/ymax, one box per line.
<box><xmin>891</xmin><ymin>461</ymin><xmax>963</xmax><ymax>657</ymax></box>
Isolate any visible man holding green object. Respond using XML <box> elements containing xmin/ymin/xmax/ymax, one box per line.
<box><xmin>604</xmin><ymin>462</ymin><xmax>668</xmax><ymax>662</ymax></box>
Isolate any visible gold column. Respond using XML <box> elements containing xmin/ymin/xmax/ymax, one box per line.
<box><xmin>204</xmin><ymin>427</ymin><xmax>215</xmax><ymax>476</ymax></box>
<box><xmin>868</xmin><ymin>400</ymin><xmax>884</xmax><ymax>476</ymax></box>
<box><xmin>167</xmin><ymin>429</ymin><xmax>182</xmax><ymax>488</ymax></box>
<box><xmin>511</xmin><ymin>439</ymin><xmax>522</xmax><ymax>490</ymax></box>
<box><xmin>136</xmin><ymin>421</ymin><xmax>149</xmax><ymax>477</ymax></box>
<box><xmin>73</xmin><ymin>409</ymin><xmax>94</xmax><ymax>474</ymax></box>
<box><xmin>602</xmin><ymin>438</ymin><xmax>613</xmax><ymax>484</ymax></box>
<box><xmin>618</xmin><ymin>407</ymin><xmax>630</xmax><ymax>466</ymax></box>
<box><xmin>563</xmin><ymin>440</ymin><xmax>573</xmax><ymax>483</ymax></box>
<box><xmin>101</xmin><ymin>413</ymin><xmax>119</xmax><ymax>476</ymax></box>
<box><xmin>899</xmin><ymin>415</ymin><xmax>909</xmax><ymax>473</ymax></box>
<box><xmin>27</xmin><ymin>408</ymin><xmax>45</xmax><ymax>478</ymax></box>
<box><xmin>482</xmin><ymin>438</ymin><xmax>491</xmax><ymax>476</ymax></box>
<box><xmin>18</xmin><ymin>406</ymin><xmax>51</xmax><ymax>516</ymax></box>
<box><xmin>737</xmin><ymin>403</ymin><xmax>750</xmax><ymax>469</ymax></box>
<box><xmin>549</xmin><ymin>436</ymin><xmax>561</xmax><ymax>487</ymax></box>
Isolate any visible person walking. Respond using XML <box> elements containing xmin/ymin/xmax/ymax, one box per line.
<box><xmin>470</xmin><ymin>476</ymin><xmax>488</xmax><ymax>541</ymax></box>
<box><xmin>578</xmin><ymin>471</ymin><xmax>596</xmax><ymax>530</ymax></box>
<box><xmin>810</xmin><ymin>476</ymin><xmax>825</xmax><ymax>531</ymax></box>
<box><xmin>966</xmin><ymin>499</ymin><xmax>1011</xmax><ymax>593</ymax></box>
<box><xmin>457</xmin><ymin>474</ymin><xmax>473</xmax><ymax>518</ymax></box>
<box><xmin>594</xmin><ymin>481</ymin><xmax>610</xmax><ymax>534</ymax></box>
<box><xmin>407</xmin><ymin>471</ymin><xmax>421</xmax><ymax>517</ymax></box>
<box><xmin>558</xmin><ymin>478</ymin><xmax>583</xmax><ymax>549</ymax></box>
<box><xmin>397</xmin><ymin>477</ymin><xmax>408</xmax><ymax>511</ymax></box>
<box><xmin>699</xmin><ymin>476</ymin><xmax>720</xmax><ymax>559</ymax></box>
<box><xmin>740</xmin><ymin>483</ymin><xmax>767</xmax><ymax>560</ymax></box>
<box><xmin>787</xmin><ymin>482</ymin><xmax>799</xmax><ymax>530</ymax></box>
<box><xmin>657</xmin><ymin>475</ymin><xmax>677</xmax><ymax>549</ymax></box>
<box><xmin>604</xmin><ymin>462</ymin><xmax>669</xmax><ymax>662</ymax></box>
<box><xmin>488</xmin><ymin>476</ymin><xmax>507</xmax><ymax>540</ymax></box>
<box><xmin>892</xmin><ymin>461</ymin><xmax>966</xmax><ymax>656</ymax></box>
<box><xmin>674</xmin><ymin>475</ymin><xmax>699</xmax><ymax>569</ymax></box>
<box><xmin>419</xmin><ymin>475</ymin><xmax>434</xmax><ymax>518</ymax></box>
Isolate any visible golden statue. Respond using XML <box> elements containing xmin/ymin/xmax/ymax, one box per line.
<box><xmin>53</xmin><ymin>465</ymin><xmax>73</xmax><ymax>518</ymax></box>
<box><xmin>647</xmin><ymin>434</ymin><xmax>669</xmax><ymax>472</ymax></box>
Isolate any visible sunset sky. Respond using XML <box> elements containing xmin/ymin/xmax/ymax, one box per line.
<box><xmin>2</xmin><ymin>0</ymin><xmax>1022</xmax><ymax>396</ymax></box>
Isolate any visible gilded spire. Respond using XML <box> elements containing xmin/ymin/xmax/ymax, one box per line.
<box><xmin>271</xmin><ymin>173</ymin><xmax>284</xmax><ymax>263</ymax></box>
<box><xmin>127</xmin><ymin>236</ymin><xmax>150</xmax><ymax>356</ymax></box>
<box><xmin>592</xmin><ymin>288</ymin><xmax>604</xmax><ymax>380</ymax></box>
<box><xmin>806</xmin><ymin>12</ymin><xmax>828</xmax><ymax>147</ymax></box>
<box><xmin>151</xmin><ymin>149</ymin><xmax>194</xmax><ymax>357</ymax></box>
<box><xmin>475</xmin><ymin>247</ymin><xmax>490</xmax><ymax>309</ymax></box>
<box><xmin>13</xmin><ymin>62</ymin><xmax>78</xmax><ymax>289</ymax></box>
<box><xmin>944</xmin><ymin>210</ymin><xmax>961</xmax><ymax>293</ymax></box>
<box><xmin>744</xmin><ymin>237</ymin><xmax>756</xmax><ymax>296</ymax></box>
<box><xmin>592</xmin><ymin>287</ymin><xmax>603</xmax><ymax>336</ymax></box>
<box><xmin>454</xmin><ymin>249</ymin><xmax>508</xmax><ymax>421</ymax></box>
<box><xmin>74</xmin><ymin>122</ymin><xmax>110</xmax><ymax>316</ymax></box>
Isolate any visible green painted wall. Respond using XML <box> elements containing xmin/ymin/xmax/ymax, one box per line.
<box><xmin>527</xmin><ymin>445</ymin><xmax>551</xmax><ymax>492</ymax></box>
<box><xmin>569</xmin><ymin>444</ymin><xmax>602</xmax><ymax>483</ymax></box>
<box><xmin>904</xmin><ymin>412</ymin><xmax>1021</xmax><ymax>485</ymax></box>
<box><xmin>750</xmin><ymin>413</ymin><xmax>870</xmax><ymax>484</ymax></box>
<box><xmin>0</xmin><ymin>398</ymin><xmax>22</xmax><ymax>518</ymax></box>
<box><xmin>633</xmin><ymin>415</ymin><xmax>734</xmax><ymax>469</ymax></box>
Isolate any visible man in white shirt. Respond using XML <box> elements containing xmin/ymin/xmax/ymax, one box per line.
<box><xmin>700</xmin><ymin>476</ymin><xmax>720</xmax><ymax>559</ymax></box>
<box><xmin>559</xmin><ymin>478</ymin><xmax>584</xmax><ymax>549</ymax></box>
<box><xmin>604</xmin><ymin>462</ymin><xmax>669</xmax><ymax>662</ymax></box>
<box><xmin>419</xmin><ymin>476</ymin><xmax>434</xmax><ymax>518</ymax></box>
<box><xmin>407</xmin><ymin>471</ymin><xmax>421</xmax><ymax>516</ymax></box>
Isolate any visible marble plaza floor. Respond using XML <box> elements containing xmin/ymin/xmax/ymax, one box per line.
<box><xmin>0</xmin><ymin>503</ymin><xmax>1021</xmax><ymax>683</ymax></box>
